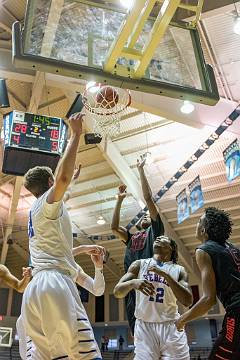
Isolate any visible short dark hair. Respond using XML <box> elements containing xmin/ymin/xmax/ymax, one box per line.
<box><xmin>24</xmin><ymin>166</ymin><xmax>54</xmax><ymax>197</ymax></box>
<box><xmin>203</xmin><ymin>207</ymin><xmax>233</xmax><ymax>244</ymax></box>
<box><xmin>170</xmin><ymin>238</ymin><xmax>178</xmax><ymax>263</ymax></box>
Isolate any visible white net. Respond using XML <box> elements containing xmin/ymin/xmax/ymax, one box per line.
<box><xmin>83</xmin><ymin>85</ymin><xmax>131</xmax><ymax>137</ymax></box>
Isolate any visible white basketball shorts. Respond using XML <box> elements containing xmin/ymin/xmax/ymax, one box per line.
<box><xmin>19</xmin><ymin>269</ymin><xmax>101</xmax><ymax>360</ymax></box>
<box><xmin>134</xmin><ymin>319</ymin><xmax>190</xmax><ymax>360</ymax></box>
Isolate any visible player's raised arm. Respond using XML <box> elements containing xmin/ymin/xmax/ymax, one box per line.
<box><xmin>114</xmin><ymin>260</ymin><xmax>155</xmax><ymax>298</ymax></box>
<box><xmin>111</xmin><ymin>184</ymin><xmax>129</xmax><ymax>243</ymax></box>
<box><xmin>137</xmin><ymin>156</ymin><xmax>159</xmax><ymax>221</ymax></box>
<box><xmin>0</xmin><ymin>265</ymin><xmax>31</xmax><ymax>293</ymax></box>
<box><xmin>47</xmin><ymin>113</ymin><xmax>84</xmax><ymax>204</ymax></box>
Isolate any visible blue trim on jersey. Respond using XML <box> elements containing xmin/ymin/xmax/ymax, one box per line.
<box><xmin>28</xmin><ymin>211</ymin><xmax>34</xmax><ymax>238</ymax></box>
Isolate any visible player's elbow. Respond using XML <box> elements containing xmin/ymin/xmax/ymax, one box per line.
<box><xmin>94</xmin><ymin>284</ymin><xmax>105</xmax><ymax>297</ymax></box>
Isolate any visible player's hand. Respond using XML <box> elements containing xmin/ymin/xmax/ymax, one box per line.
<box><xmin>73</xmin><ymin>164</ymin><xmax>81</xmax><ymax>180</ymax></box>
<box><xmin>22</xmin><ymin>267</ymin><xmax>32</xmax><ymax>279</ymax></box>
<box><xmin>148</xmin><ymin>265</ymin><xmax>169</xmax><ymax>280</ymax></box>
<box><xmin>69</xmin><ymin>113</ymin><xmax>84</xmax><ymax>136</ymax></box>
<box><xmin>84</xmin><ymin>245</ymin><xmax>105</xmax><ymax>256</ymax></box>
<box><xmin>175</xmin><ymin>317</ymin><xmax>186</xmax><ymax>332</ymax></box>
<box><xmin>137</xmin><ymin>155</ymin><xmax>146</xmax><ymax>170</ymax></box>
<box><xmin>132</xmin><ymin>279</ymin><xmax>155</xmax><ymax>296</ymax></box>
<box><xmin>91</xmin><ymin>253</ymin><xmax>105</xmax><ymax>269</ymax></box>
<box><xmin>117</xmin><ymin>184</ymin><xmax>127</xmax><ymax>200</ymax></box>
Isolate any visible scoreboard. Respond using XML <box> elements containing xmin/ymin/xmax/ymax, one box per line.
<box><xmin>2</xmin><ymin>111</ymin><xmax>68</xmax><ymax>175</ymax></box>
<box><xmin>3</xmin><ymin>111</ymin><xmax>67</xmax><ymax>155</ymax></box>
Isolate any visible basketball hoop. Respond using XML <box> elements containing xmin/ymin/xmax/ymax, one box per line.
<box><xmin>82</xmin><ymin>84</ymin><xmax>131</xmax><ymax>137</ymax></box>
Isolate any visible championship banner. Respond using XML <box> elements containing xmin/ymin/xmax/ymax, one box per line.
<box><xmin>188</xmin><ymin>176</ymin><xmax>204</xmax><ymax>214</ymax></box>
<box><xmin>177</xmin><ymin>189</ymin><xmax>189</xmax><ymax>224</ymax></box>
<box><xmin>223</xmin><ymin>139</ymin><xmax>240</xmax><ymax>182</ymax></box>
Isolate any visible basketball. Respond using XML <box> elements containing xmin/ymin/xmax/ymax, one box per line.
<box><xmin>96</xmin><ymin>86</ymin><xmax>119</xmax><ymax>109</ymax></box>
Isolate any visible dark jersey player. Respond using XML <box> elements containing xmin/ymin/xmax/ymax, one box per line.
<box><xmin>111</xmin><ymin>156</ymin><xmax>164</xmax><ymax>334</ymax></box>
<box><xmin>176</xmin><ymin>207</ymin><xmax>240</xmax><ymax>359</ymax></box>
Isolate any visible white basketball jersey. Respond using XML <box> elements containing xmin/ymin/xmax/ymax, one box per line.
<box><xmin>28</xmin><ymin>189</ymin><xmax>79</xmax><ymax>280</ymax></box>
<box><xmin>135</xmin><ymin>258</ymin><xmax>184</xmax><ymax>323</ymax></box>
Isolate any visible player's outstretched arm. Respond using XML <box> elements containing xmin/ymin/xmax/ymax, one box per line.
<box><xmin>111</xmin><ymin>184</ymin><xmax>128</xmax><ymax>244</ymax></box>
<box><xmin>0</xmin><ymin>265</ymin><xmax>31</xmax><ymax>293</ymax></box>
<box><xmin>76</xmin><ymin>253</ymin><xmax>105</xmax><ymax>296</ymax></box>
<box><xmin>176</xmin><ymin>249</ymin><xmax>217</xmax><ymax>331</ymax></box>
<box><xmin>47</xmin><ymin>113</ymin><xmax>84</xmax><ymax>204</ymax></box>
<box><xmin>137</xmin><ymin>157</ymin><xmax>160</xmax><ymax>222</ymax></box>
<box><xmin>148</xmin><ymin>265</ymin><xmax>193</xmax><ymax>307</ymax></box>
<box><xmin>63</xmin><ymin>164</ymin><xmax>81</xmax><ymax>202</ymax></box>
<box><xmin>114</xmin><ymin>261</ymin><xmax>155</xmax><ymax>298</ymax></box>
<box><xmin>73</xmin><ymin>245</ymin><xmax>105</xmax><ymax>257</ymax></box>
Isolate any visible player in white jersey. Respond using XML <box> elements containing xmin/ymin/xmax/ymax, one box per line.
<box><xmin>114</xmin><ymin>235</ymin><xmax>193</xmax><ymax>360</ymax></box>
<box><xmin>17</xmin><ymin>250</ymin><xmax>105</xmax><ymax>360</ymax></box>
<box><xmin>20</xmin><ymin>113</ymin><xmax>103</xmax><ymax>360</ymax></box>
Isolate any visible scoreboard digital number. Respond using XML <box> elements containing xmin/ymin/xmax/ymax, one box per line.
<box><xmin>3</xmin><ymin>111</ymin><xmax>67</xmax><ymax>155</ymax></box>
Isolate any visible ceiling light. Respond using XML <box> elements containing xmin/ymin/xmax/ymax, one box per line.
<box><xmin>120</xmin><ymin>0</ymin><xmax>134</xmax><ymax>10</ymax></box>
<box><xmin>234</xmin><ymin>17</ymin><xmax>240</xmax><ymax>35</ymax></box>
<box><xmin>97</xmin><ymin>216</ymin><xmax>106</xmax><ymax>225</ymax></box>
<box><xmin>180</xmin><ymin>100</ymin><xmax>195</xmax><ymax>114</ymax></box>
<box><xmin>86</xmin><ymin>81</ymin><xmax>100</xmax><ymax>93</ymax></box>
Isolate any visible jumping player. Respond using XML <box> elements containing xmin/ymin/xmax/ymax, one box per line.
<box><xmin>111</xmin><ymin>156</ymin><xmax>164</xmax><ymax>334</ymax></box>
<box><xmin>17</xmin><ymin>250</ymin><xmax>105</xmax><ymax>360</ymax></box>
<box><xmin>176</xmin><ymin>207</ymin><xmax>240</xmax><ymax>359</ymax></box>
<box><xmin>20</xmin><ymin>113</ymin><xmax>102</xmax><ymax>359</ymax></box>
<box><xmin>114</xmin><ymin>235</ymin><xmax>192</xmax><ymax>359</ymax></box>
<box><xmin>0</xmin><ymin>265</ymin><xmax>31</xmax><ymax>292</ymax></box>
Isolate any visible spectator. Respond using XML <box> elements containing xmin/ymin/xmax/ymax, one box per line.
<box><xmin>105</xmin><ymin>336</ymin><xmax>109</xmax><ymax>351</ymax></box>
<box><xmin>119</xmin><ymin>335</ymin><xmax>125</xmax><ymax>350</ymax></box>
<box><xmin>101</xmin><ymin>336</ymin><xmax>105</xmax><ymax>352</ymax></box>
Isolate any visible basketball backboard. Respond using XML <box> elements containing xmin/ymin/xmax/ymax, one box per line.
<box><xmin>12</xmin><ymin>0</ymin><xmax>219</xmax><ymax>105</ymax></box>
<box><xmin>0</xmin><ymin>327</ymin><xmax>13</xmax><ymax>347</ymax></box>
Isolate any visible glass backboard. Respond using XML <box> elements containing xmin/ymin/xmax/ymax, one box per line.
<box><xmin>12</xmin><ymin>0</ymin><xmax>219</xmax><ymax>105</ymax></box>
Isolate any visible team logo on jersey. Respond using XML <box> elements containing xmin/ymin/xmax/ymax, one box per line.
<box><xmin>28</xmin><ymin>211</ymin><xmax>34</xmax><ymax>238</ymax></box>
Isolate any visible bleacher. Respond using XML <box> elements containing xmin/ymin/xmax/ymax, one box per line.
<box><xmin>0</xmin><ymin>342</ymin><xmax>21</xmax><ymax>360</ymax></box>
<box><xmin>189</xmin><ymin>347</ymin><xmax>212</xmax><ymax>360</ymax></box>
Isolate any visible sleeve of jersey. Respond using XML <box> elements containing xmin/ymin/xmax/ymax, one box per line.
<box><xmin>41</xmin><ymin>190</ymin><xmax>63</xmax><ymax>220</ymax></box>
<box><xmin>151</xmin><ymin>213</ymin><xmax>164</xmax><ymax>238</ymax></box>
<box><xmin>76</xmin><ymin>268</ymin><xmax>105</xmax><ymax>297</ymax></box>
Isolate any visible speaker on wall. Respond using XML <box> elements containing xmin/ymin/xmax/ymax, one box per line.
<box><xmin>0</xmin><ymin>79</ymin><xmax>10</xmax><ymax>108</ymax></box>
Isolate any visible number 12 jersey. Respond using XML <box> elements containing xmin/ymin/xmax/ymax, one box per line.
<box><xmin>135</xmin><ymin>258</ymin><xmax>184</xmax><ymax>323</ymax></box>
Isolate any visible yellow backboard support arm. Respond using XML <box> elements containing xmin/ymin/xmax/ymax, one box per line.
<box><xmin>103</xmin><ymin>0</ymin><xmax>205</xmax><ymax>79</ymax></box>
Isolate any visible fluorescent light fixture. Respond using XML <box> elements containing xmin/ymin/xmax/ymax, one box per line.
<box><xmin>234</xmin><ymin>17</ymin><xmax>240</xmax><ymax>35</ymax></box>
<box><xmin>180</xmin><ymin>100</ymin><xmax>195</xmax><ymax>114</ymax></box>
<box><xmin>97</xmin><ymin>216</ymin><xmax>106</xmax><ymax>225</ymax></box>
<box><xmin>120</xmin><ymin>0</ymin><xmax>134</xmax><ymax>10</ymax></box>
